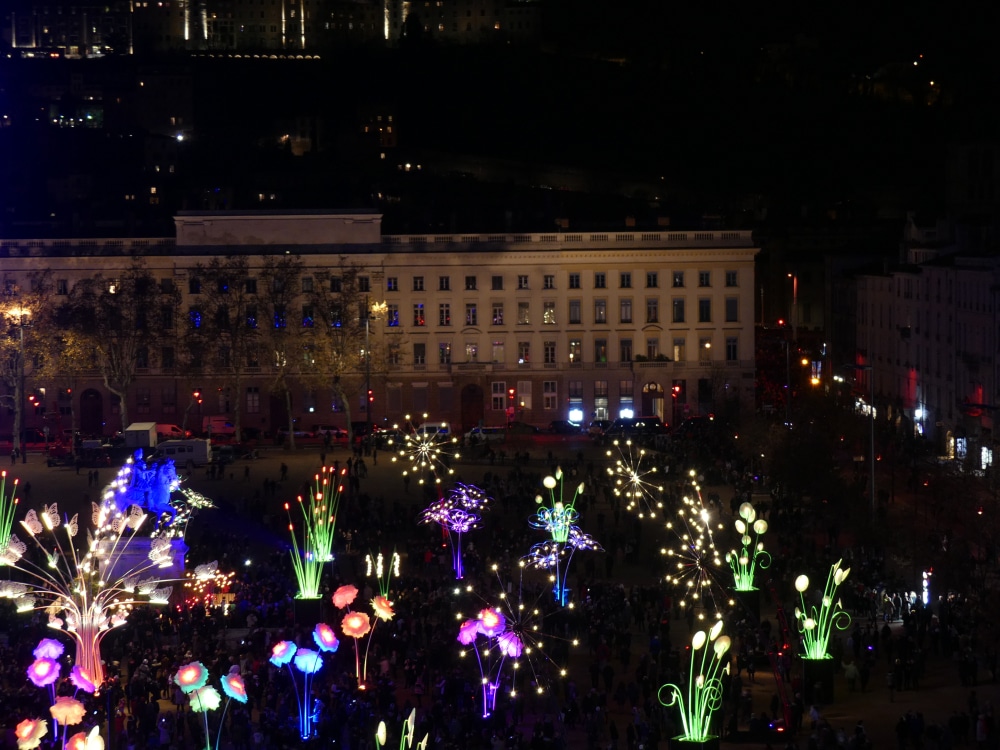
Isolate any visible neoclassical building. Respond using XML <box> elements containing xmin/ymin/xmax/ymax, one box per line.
<box><xmin>2</xmin><ymin>210</ymin><xmax>758</xmax><ymax>437</ymax></box>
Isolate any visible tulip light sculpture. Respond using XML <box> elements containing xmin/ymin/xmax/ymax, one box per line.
<box><xmin>375</xmin><ymin>709</ymin><xmax>429</xmax><ymax>750</ymax></box>
<box><xmin>793</xmin><ymin>559</ymin><xmax>851</xmax><ymax>660</ymax></box>
<box><xmin>725</xmin><ymin>502</ymin><xmax>771</xmax><ymax>591</ymax></box>
<box><xmin>283</xmin><ymin>465</ymin><xmax>344</xmax><ymax>599</ymax></box>
<box><xmin>658</xmin><ymin>622</ymin><xmax>731</xmax><ymax>743</ymax></box>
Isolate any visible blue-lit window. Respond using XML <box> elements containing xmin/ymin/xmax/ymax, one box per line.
<box><xmin>387</xmin><ymin>304</ymin><xmax>399</xmax><ymax>326</ymax></box>
<box><xmin>273</xmin><ymin>306</ymin><xmax>287</xmax><ymax>328</ymax></box>
<box><xmin>302</xmin><ymin>305</ymin><xmax>314</xmax><ymax>328</ymax></box>
<box><xmin>246</xmin><ymin>306</ymin><xmax>258</xmax><ymax>329</ymax></box>
<box><xmin>189</xmin><ymin>308</ymin><xmax>202</xmax><ymax>328</ymax></box>
<box><xmin>331</xmin><ymin>306</ymin><xmax>343</xmax><ymax>328</ymax></box>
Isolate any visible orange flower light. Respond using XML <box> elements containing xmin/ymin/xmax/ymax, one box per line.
<box><xmin>15</xmin><ymin>718</ymin><xmax>48</xmax><ymax>750</ymax></box>
<box><xmin>371</xmin><ymin>595</ymin><xmax>395</xmax><ymax>622</ymax></box>
<box><xmin>341</xmin><ymin>611</ymin><xmax>371</xmax><ymax>639</ymax></box>
<box><xmin>50</xmin><ymin>696</ymin><xmax>87</xmax><ymax>726</ymax></box>
<box><xmin>66</xmin><ymin>727</ymin><xmax>105</xmax><ymax>750</ymax></box>
<box><xmin>332</xmin><ymin>584</ymin><xmax>358</xmax><ymax>609</ymax></box>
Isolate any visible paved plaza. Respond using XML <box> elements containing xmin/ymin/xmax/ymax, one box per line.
<box><xmin>3</xmin><ymin>435</ymin><xmax>996</xmax><ymax>749</ymax></box>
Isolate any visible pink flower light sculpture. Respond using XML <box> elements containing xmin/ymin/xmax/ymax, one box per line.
<box><xmin>269</xmin><ymin>640</ymin><xmax>298</xmax><ymax>668</ymax></box>
<box><xmin>66</xmin><ymin>727</ymin><xmax>104</xmax><ymax>750</ymax></box>
<box><xmin>371</xmin><ymin>595</ymin><xmax>395</xmax><ymax>622</ymax></box>
<box><xmin>69</xmin><ymin>666</ymin><xmax>96</xmax><ymax>694</ymax></box>
<box><xmin>32</xmin><ymin>638</ymin><xmax>65</xmax><ymax>660</ymax></box>
<box><xmin>27</xmin><ymin>658</ymin><xmax>59</xmax><ymax>688</ymax></box>
<box><xmin>313</xmin><ymin>622</ymin><xmax>340</xmax><ymax>653</ymax></box>
<box><xmin>332</xmin><ymin>584</ymin><xmax>358</xmax><ymax>609</ymax></box>
<box><xmin>458</xmin><ymin>619</ymin><xmax>479</xmax><ymax>646</ymax></box>
<box><xmin>173</xmin><ymin>662</ymin><xmax>209</xmax><ymax>694</ymax></box>
<box><xmin>221</xmin><ymin>673</ymin><xmax>248</xmax><ymax>704</ymax></box>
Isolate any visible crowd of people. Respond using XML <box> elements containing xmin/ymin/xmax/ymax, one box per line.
<box><xmin>0</xmin><ymin>427</ymin><xmax>997</xmax><ymax>750</ymax></box>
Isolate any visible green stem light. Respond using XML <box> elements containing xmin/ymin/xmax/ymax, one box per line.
<box><xmin>793</xmin><ymin>558</ymin><xmax>851</xmax><ymax>660</ymax></box>
<box><xmin>726</xmin><ymin>502</ymin><xmax>771</xmax><ymax>591</ymax></box>
<box><xmin>658</xmin><ymin>622</ymin><xmax>731</xmax><ymax>742</ymax></box>
<box><xmin>284</xmin><ymin>467</ymin><xmax>343</xmax><ymax>599</ymax></box>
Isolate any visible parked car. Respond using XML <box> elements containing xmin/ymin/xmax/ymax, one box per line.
<box><xmin>588</xmin><ymin>419</ymin><xmax>612</xmax><ymax>437</ymax></box>
<box><xmin>507</xmin><ymin>422</ymin><xmax>541</xmax><ymax>435</ymax></box>
<box><xmin>549</xmin><ymin>420</ymin><xmax>583</xmax><ymax>435</ymax></box>
<box><xmin>312</xmin><ymin>425</ymin><xmax>349</xmax><ymax>442</ymax></box>
<box><xmin>465</xmin><ymin>426</ymin><xmax>506</xmax><ymax>445</ymax></box>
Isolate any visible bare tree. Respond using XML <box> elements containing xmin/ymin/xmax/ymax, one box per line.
<box><xmin>185</xmin><ymin>256</ymin><xmax>261</xmax><ymax>443</ymax></box>
<box><xmin>59</xmin><ymin>259</ymin><xmax>178</xmax><ymax>432</ymax></box>
<box><xmin>259</xmin><ymin>255</ymin><xmax>304</xmax><ymax>448</ymax></box>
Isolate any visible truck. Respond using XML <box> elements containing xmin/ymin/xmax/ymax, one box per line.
<box><xmin>152</xmin><ymin>439</ymin><xmax>213</xmax><ymax>469</ymax></box>
<box><xmin>123</xmin><ymin>422</ymin><xmax>157</xmax><ymax>450</ymax></box>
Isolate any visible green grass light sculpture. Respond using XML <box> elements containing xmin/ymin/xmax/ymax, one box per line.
<box><xmin>793</xmin><ymin>559</ymin><xmax>851</xmax><ymax>660</ymax></box>
<box><xmin>724</xmin><ymin>502</ymin><xmax>770</xmax><ymax>591</ymax></box>
<box><xmin>658</xmin><ymin>621</ymin><xmax>731</xmax><ymax>743</ymax></box>
<box><xmin>284</xmin><ymin>466</ymin><xmax>343</xmax><ymax>599</ymax></box>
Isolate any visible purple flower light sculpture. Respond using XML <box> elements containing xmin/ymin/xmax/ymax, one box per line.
<box><xmin>523</xmin><ymin>525</ymin><xmax>603</xmax><ymax>607</ymax></box>
<box><xmin>420</xmin><ymin>483</ymin><xmax>492</xmax><ymax>579</ymax></box>
<box><xmin>455</xmin><ymin>607</ymin><xmax>522</xmax><ymax>718</ymax></box>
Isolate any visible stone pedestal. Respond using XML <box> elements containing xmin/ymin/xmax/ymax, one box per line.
<box><xmin>669</xmin><ymin>736</ymin><xmax>720</xmax><ymax>750</ymax></box>
<box><xmin>731</xmin><ymin>588</ymin><xmax>761</xmax><ymax>621</ymax></box>
<box><xmin>98</xmin><ymin>538</ymin><xmax>188</xmax><ymax>592</ymax></box>
<box><xmin>802</xmin><ymin>657</ymin><xmax>836</xmax><ymax>705</ymax></box>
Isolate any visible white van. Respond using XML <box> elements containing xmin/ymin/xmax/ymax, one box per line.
<box><xmin>417</xmin><ymin>421</ymin><xmax>453</xmax><ymax>440</ymax></box>
<box><xmin>152</xmin><ymin>439</ymin><xmax>213</xmax><ymax>469</ymax></box>
<box><xmin>465</xmin><ymin>426</ymin><xmax>505</xmax><ymax>444</ymax></box>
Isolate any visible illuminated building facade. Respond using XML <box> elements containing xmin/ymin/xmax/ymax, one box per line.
<box><xmin>0</xmin><ymin>211</ymin><xmax>757</xmax><ymax>436</ymax></box>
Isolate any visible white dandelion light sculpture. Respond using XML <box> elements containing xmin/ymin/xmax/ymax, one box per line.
<box><xmin>420</xmin><ymin>483</ymin><xmax>492</xmax><ymax>579</ymax></box>
<box><xmin>0</xmin><ymin>454</ymin><xmax>206</xmax><ymax>687</ymax></box>
<box><xmin>455</xmin><ymin>562</ymin><xmax>580</xmax><ymax>718</ymax></box>
<box><xmin>659</xmin><ymin>469</ymin><xmax>729</xmax><ymax>623</ymax></box>
<box><xmin>606</xmin><ymin>439</ymin><xmax>665</xmax><ymax>519</ymax></box>
<box><xmin>391</xmin><ymin>413</ymin><xmax>460</xmax><ymax>486</ymax></box>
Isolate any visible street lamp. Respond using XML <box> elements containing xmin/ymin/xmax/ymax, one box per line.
<box><xmin>787</xmin><ymin>273</ymin><xmax>798</xmax><ymax>342</ymax></box>
<box><xmin>3</xmin><ymin>306</ymin><xmax>31</xmax><ymax>462</ymax></box>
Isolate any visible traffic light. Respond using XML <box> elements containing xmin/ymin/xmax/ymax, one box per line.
<box><xmin>367</xmin><ymin>389</ymin><xmax>374</xmax><ymax>404</ymax></box>
<box><xmin>671</xmin><ymin>385</ymin><xmax>681</xmax><ymax>399</ymax></box>
<box><xmin>508</xmin><ymin>388</ymin><xmax>516</xmax><ymax>401</ymax></box>
<box><xmin>193</xmin><ymin>389</ymin><xmax>203</xmax><ymax>405</ymax></box>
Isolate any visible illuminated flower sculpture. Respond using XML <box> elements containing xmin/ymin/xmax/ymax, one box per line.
<box><xmin>65</xmin><ymin>727</ymin><xmax>104</xmax><ymax>750</ymax></box>
<box><xmin>391</xmin><ymin>414</ymin><xmax>460</xmax><ymax>486</ymax></box>
<box><xmin>794</xmin><ymin>559</ymin><xmax>851</xmax><ymax>660</ymax></box>
<box><xmin>420</xmin><ymin>483</ymin><xmax>493</xmax><ymax>579</ymax></box>
<box><xmin>658</xmin><ymin>622</ymin><xmax>732</xmax><ymax>743</ymax></box>
<box><xmin>606</xmin><ymin>439</ymin><xmax>665</xmax><ymax>519</ymax></box>
<box><xmin>725</xmin><ymin>502</ymin><xmax>771</xmax><ymax>592</ymax></box>
<box><xmin>375</xmin><ymin>709</ymin><xmax>429</xmax><ymax>750</ymax></box>
<box><xmin>283</xmin><ymin>466</ymin><xmax>344</xmax><ymax>600</ymax></box>
<box><xmin>0</xmin><ymin>454</ymin><xmax>208</xmax><ymax>686</ymax></box>
<box><xmin>174</xmin><ymin>661</ymin><xmax>248</xmax><ymax>750</ymax></box>
<box><xmin>659</xmin><ymin>469</ymin><xmax>730</xmax><ymax>624</ymax></box>
<box><xmin>526</xmin><ymin>470</ymin><xmax>600</xmax><ymax>605</ymax></box>
<box><xmin>268</xmin><ymin>634</ymin><xmax>328</xmax><ymax>740</ymax></box>
<box><xmin>20</xmin><ymin>638</ymin><xmax>99</xmax><ymax>750</ymax></box>
<box><xmin>455</xmin><ymin>562</ymin><xmax>579</xmax><ymax>717</ymax></box>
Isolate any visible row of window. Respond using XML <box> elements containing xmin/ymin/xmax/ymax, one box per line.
<box><xmin>389</xmin><ymin>270</ymin><xmax>739</xmax><ymax>292</ymax></box>
<box><xmin>182</xmin><ymin>298</ymin><xmax>742</xmax><ymax>330</ymax></box>
<box><xmin>389</xmin><ymin>335</ymin><xmax>739</xmax><ymax>365</ymax></box>
<box><xmin>53</xmin><ymin>270</ymin><xmax>740</xmax><ymax>297</ymax></box>
<box><xmin>147</xmin><ymin>333</ymin><xmax>740</xmax><ymax>371</ymax></box>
